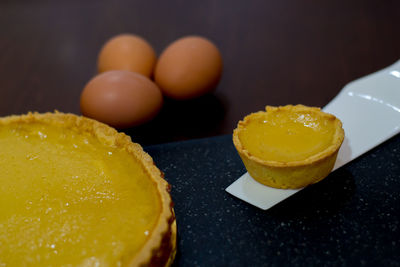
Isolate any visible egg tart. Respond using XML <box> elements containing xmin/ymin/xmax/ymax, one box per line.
<box><xmin>0</xmin><ymin>112</ymin><xmax>176</xmax><ymax>266</ymax></box>
<box><xmin>233</xmin><ymin>105</ymin><xmax>344</xmax><ymax>189</ymax></box>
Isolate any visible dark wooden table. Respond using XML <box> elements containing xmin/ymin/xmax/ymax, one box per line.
<box><xmin>1</xmin><ymin>0</ymin><xmax>399</xmax><ymax>145</ymax></box>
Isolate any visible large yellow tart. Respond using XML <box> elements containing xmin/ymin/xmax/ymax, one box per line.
<box><xmin>233</xmin><ymin>105</ymin><xmax>344</xmax><ymax>189</ymax></box>
<box><xmin>0</xmin><ymin>112</ymin><xmax>176</xmax><ymax>266</ymax></box>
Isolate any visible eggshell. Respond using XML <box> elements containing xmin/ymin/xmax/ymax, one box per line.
<box><xmin>80</xmin><ymin>70</ymin><xmax>163</xmax><ymax>128</ymax></box>
<box><xmin>154</xmin><ymin>36</ymin><xmax>223</xmax><ymax>100</ymax></box>
<box><xmin>97</xmin><ymin>34</ymin><xmax>156</xmax><ymax>78</ymax></box>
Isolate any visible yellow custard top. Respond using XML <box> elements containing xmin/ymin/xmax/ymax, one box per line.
<box><xmin>238</xmin><ymin>106</ymin><xmax>337</xmax><ymax>162</ymax></box>
<box><xmin>0</xmin><ymin>120</ymin><xmax>161</xmax><ymax>266</ymax></box>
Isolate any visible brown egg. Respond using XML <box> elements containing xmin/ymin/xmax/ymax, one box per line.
<box><xmin>80</xmin><ymin>70</ymin><xmax>163</xmax><ymax>128</ymax></box>
<box><xmin>97</xmin><ymin>34</ymin><xmax>156</xmax><ymax>78</ymax></box>
<box><xmin>154</xmin><ymin>36</ymin><xmax>223</xmax><ymax>100</ymax></box>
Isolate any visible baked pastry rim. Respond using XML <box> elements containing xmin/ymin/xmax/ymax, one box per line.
<box><xmin>0</xmin><ymin>111</ymin><xmax>176</xmax><ymax>266</ymax></box>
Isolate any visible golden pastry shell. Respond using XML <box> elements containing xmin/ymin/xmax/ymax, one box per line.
<box><xmin>233</xmin><ymin>105</ymin><xmax>345</xmax><ymax>189</ymax></box>
<box><xmin>0</xmin><ymin>111</ymin><xmax>176</xmax><ymax>266</ymax></box>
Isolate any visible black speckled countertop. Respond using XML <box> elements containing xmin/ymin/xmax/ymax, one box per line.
<box><xmin>144</xmin><ymin>134</ymin><xmax>400</xmax><ymax>266</ymax></box>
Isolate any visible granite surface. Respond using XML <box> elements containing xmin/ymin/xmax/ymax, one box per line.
<box><xmin>144</xmin><ymin>134</ymin><xmax>400</xmax><ymax>267</ymax></box>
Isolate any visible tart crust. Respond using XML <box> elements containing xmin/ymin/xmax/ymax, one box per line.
<box><xmin>233</xmin><ymin>105</ymin><xmax>345</xmax><ymax>189</ymax></box>
<box><xmin>0</xmin><ymin>111</ymin><xmax>176</xmax><ymax>266</ymax></box>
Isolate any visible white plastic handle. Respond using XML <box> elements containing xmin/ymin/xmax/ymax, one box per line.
<box><xmin>325</xmin><ymin>59</ymin><xmax>400</xmax><ymax>170</ymax></box>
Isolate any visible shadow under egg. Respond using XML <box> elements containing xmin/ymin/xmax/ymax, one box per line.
<box><xmin>123</xmin><ymin>93</ymin><xmax>226</xmax><ymax>146</ymax></box>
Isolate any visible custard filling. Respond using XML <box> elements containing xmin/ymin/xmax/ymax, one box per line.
<box><xmin>239</xmin><ymin>110</ymin><xmax>336</xmax><ymax>162</ymax></box>
<box><xmin>0</xmin><ymin>122</ymin><xmax>161</xmax><ymax>266</ymax></box>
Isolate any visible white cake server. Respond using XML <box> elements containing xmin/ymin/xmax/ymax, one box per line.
<box><xmin>226</xmin><ymin>59</ymin><xmax>400</xmax><ymax>210</ymax></box>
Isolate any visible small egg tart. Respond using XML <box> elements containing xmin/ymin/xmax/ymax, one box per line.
<box><xmin>0</xmin><ymin>112</ymin><xmax>176</xmax><ymax>266</ymax></box>
<box><xmin>233</xmin><ymin>105</ymin><xmax>345</xmax><ymax>189</ymax></box>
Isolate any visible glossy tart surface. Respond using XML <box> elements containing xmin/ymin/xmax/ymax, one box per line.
<box><xmin>0</xmin><ymin>112</ymin><xmax>176</xmax><ymax>266</ymax></box>
<box><xmin>233</xmin><ymin>105</ymin><xmax>344</xmax><ymax>189</ymax></box>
